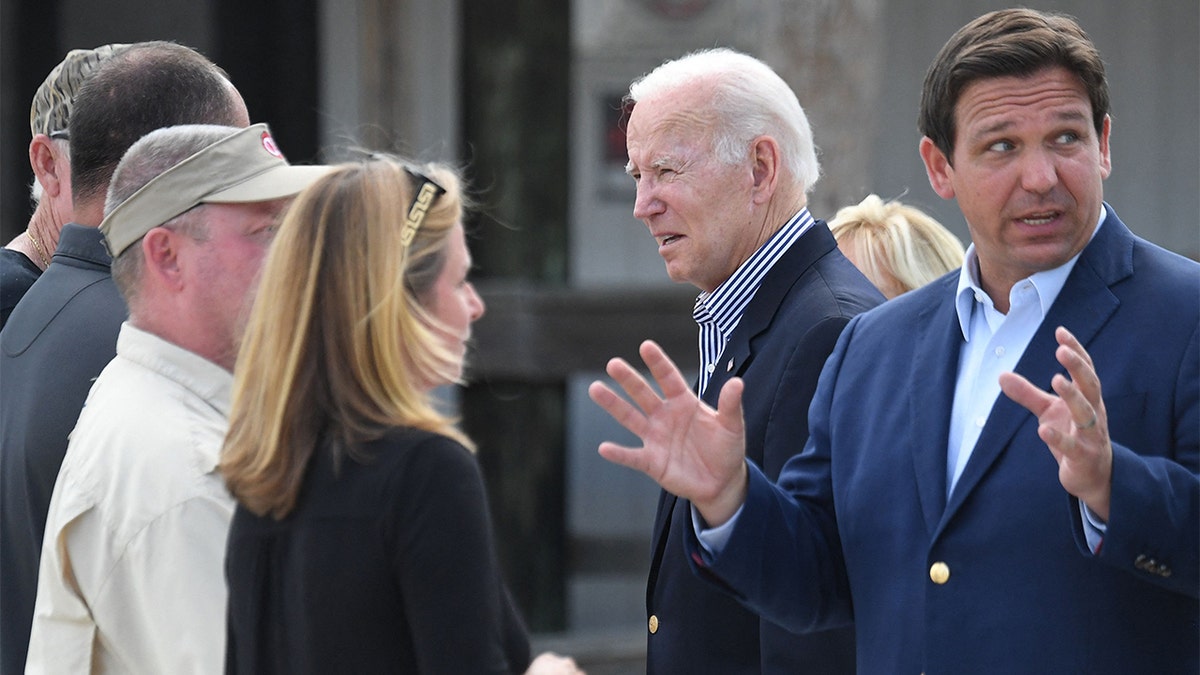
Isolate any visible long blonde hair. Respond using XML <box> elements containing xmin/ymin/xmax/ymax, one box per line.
<box><xmin>221</xmin><ymin>156</ymin><xmax>473</xmax><ymax>519</ymax></box>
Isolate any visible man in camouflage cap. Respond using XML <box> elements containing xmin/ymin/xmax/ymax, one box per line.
<box><xmin>0</xmin><ymin>42</ymin><xmax>250</xmax><ymax>675</ymax></box>
<box><xmin>27</xmin><ymin>123</ymin><xmax>329</xmax><ymax>673</ymax></box>
<box><xmin>0</xmin><ymin>44</ymin><xmax>128</xmax><ymax>328</ymax></box>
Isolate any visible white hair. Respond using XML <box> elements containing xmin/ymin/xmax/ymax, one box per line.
<box><xmin>28</xmin><ymin>137</ymin><xmax>71</xmax><ymax>206</ymax></box>
<box><xmin>628</xmin><ymin>48</ymin><xmax>820</xmax><ymax>192</ymax></box>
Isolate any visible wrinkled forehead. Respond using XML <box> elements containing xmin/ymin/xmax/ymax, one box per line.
<box><xmin>626</xmin><ymin>96</ymin><xmax>717</xmax><ymax>160</ymax></box>
<box><xmin>629</xmin><ymin>82</ymin><xmax>716</xmax><ymax>132</ymax></box>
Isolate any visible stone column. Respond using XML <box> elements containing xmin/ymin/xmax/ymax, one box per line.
<box><xmin>754</xmin><ymin>0</ymin><xmax>886</xmax><ymax>218</ymax></box>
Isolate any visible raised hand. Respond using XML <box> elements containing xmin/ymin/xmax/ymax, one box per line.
<box><xmin>999</xmin><ymin>326</ymin><xmax>1113</xmax><ymax>520</ymax></box>
<box><xmin>588</xmin><ymin>340</ymin><xmax>749</xmax><ymax>526</ymax></box>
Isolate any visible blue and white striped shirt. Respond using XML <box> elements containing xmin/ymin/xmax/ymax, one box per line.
<box><xmin>693</xmin><ymin>208</ymin><xmax>815</xmax><ymax>396</ymax></box>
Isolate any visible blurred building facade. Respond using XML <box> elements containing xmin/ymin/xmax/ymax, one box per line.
<box><xmin>3</xmin><ymin>0</ymin><xmax>1197</xmax><ymax>671</ymax></box>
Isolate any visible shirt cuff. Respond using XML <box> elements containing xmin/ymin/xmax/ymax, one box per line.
<box><xmin>1080</xmin><ymin>500</ymin><xmax>1107</xmax><ymax>554</ymax></box>
<box><xmin>692</xmin><ymin>502</ymin><xmax>744</xmax><ymax>559</ymax></box>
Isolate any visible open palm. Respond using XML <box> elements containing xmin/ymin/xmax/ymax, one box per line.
<box><xmin>588</xmin><ymin>340</ymin><xmax>749</xmax><ymax>525</ymax></box>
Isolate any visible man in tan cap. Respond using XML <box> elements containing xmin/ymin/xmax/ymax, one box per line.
<box><xmin>0</xmin><ymin>44</ymin><xmax>128</xmax><ymax>328</ymax></box>
<box><xmin>26</xmin><ymin>123</ymin><xmax>329</xmax><ymax>674</ymax></box>
<box><xmin>0</xmin><ymin>41</ymin><xmax>250</xmax><ymax>675</ymax></box>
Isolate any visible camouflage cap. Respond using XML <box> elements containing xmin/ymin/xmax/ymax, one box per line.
<box><xmin>30</xmin><ymin>43</ymin><xmax>131</xmax><ymax>138</ymax></box>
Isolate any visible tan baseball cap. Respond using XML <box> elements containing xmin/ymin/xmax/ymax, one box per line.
<box><xmin>30</xmin><ymin>44</ymin><xmax>131</xmax><ymax>138</ymax></box>
<box><xmin>101</xmin><ymin>123</ymin><xmax>332</xmax><ymax>256</ymax></box>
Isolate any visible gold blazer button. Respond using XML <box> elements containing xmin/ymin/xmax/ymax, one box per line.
<box><xmin>929</xmin><ymin>561</ymin><xmax>951</xmax><ymax>585</ymax></box>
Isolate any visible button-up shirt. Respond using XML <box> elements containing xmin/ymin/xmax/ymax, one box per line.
<box><xmin>694</xmin><ymin>208</ymin><xmax>814</xmax><ymax>396</ymax></box>
<box><xmin>948</xmin><ymin>207</ymin><xmax>1106</xmax><ymax>548</ymax></box>
<box><xmin>26</xmin><ymin>323</ymin><xmax>235</xmax><ymax>674</ymax></box>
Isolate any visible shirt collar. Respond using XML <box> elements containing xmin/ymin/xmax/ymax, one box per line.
<box><xmin>694</xmin><ymin>208</ymin><xmax>814</xmax><ymax>338</ymax></box>
<box><xmin>954</xmin><ymin>205</ymin><xmax>1106</xmax><ymax>340</ymax></box>
<box><xmin>116</xmin><ymin>322</ymin><xmax>234</xmax><ymax>473</ymax></box>
<box><xmin>56</xmin><ymin>223</ymin><xmax>114</xmax><ymax>266</ymax></box>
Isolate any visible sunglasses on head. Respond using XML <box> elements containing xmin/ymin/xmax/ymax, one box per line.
<box><xmin>400</xmin><ymin>167</ymin><xmax>446</xmax><ymax>247</ymax></box>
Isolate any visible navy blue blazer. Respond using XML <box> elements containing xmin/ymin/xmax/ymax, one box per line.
<box><xmin>647</xmin><ymin>222</ymin><xmax>882</xmax><ymax>673</ymax></box>
<box><xmin>690</xmin><ymin>206</ymin><xmax>1199</xmax><ymax>673</ymax></box>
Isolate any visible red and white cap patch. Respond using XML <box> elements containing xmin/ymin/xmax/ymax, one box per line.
<box><xmin>261</xmin><ymin>130</ymin><xmax>284</xmax><ymax>159</ymax></box>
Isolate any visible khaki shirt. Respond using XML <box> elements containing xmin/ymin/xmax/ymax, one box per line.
<box><xmin>26</xmin><ymin>323</ymin><xmax>234</xmax><ymax>674</ymax></box>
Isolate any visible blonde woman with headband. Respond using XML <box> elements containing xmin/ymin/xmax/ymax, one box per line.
<box><xmin>829</xmin><ymin>194</ymin><xmax>965</xmax><ymax>299</ymax></box>
<box><xmin>221</xmin><ymin>155</ymin><xmax>581</xmax><ymax>674</ymax></box>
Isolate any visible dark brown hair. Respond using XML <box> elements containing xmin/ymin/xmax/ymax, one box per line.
<box><xmin>69</xmin><ymin>41</ymin><xmax>245</xmax><ymax>205</ymax></box>
<box><xmin>919</xmin><ymin>8</ymin><xmax>1109</xmax><ymax>161</ymax></box>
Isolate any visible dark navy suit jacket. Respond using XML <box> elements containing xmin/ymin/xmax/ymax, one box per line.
<box><xmin>690</xmin><ymin>206</ymin><xmax>1199</xmax><ymax>673</ymax></box>
<box><xmin>646</xmin><ymin>222</ymin><xmax>883</xmax><ymax>673</ymax></box>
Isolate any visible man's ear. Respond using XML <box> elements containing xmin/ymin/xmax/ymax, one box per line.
<box><xmin>29</xmin><ymin>135</ymin><xmax>64</xmax><ymax>198</ymax></box>
<box><xmin>919</xmin><ymin>136</ymin><xmax>956</xmax><ymax>200</ymax></box>
<box><xmin>1097</xmin><ymin>114</ymin><xmax>1112</xmax><ymax>179</ymax></box>
<box><xmin>749</xmin><ymin>136</ymin><xmax>782</xmax><ymax>204</ymax></box>
<box><xmin>141</xmin><ymin>228</ymin><xmax>186</xmax><ymax>290</ymax></box>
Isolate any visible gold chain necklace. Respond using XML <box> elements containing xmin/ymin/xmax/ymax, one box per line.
<box><xmin>25</xmin><ymin>229</ymin><xmax>51</xmax><ymax>268</ymax></box>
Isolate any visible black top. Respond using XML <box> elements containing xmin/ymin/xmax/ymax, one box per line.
<box><xmin>0</xmin><ymin>247</ymin><xmax>41</xmax><ymax>329</ymax></box>
<box><xmin>225</xmin><ymin>427</ymin><xmax>532</xmax><ymax>674</ymax></box>
<box><xmin>0</xmin><ymin>224</ymin><xmax>125</xmax><ymax>675</ymax></box>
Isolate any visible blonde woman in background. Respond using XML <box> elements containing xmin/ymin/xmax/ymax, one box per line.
<box><xmin>829</xmin><ymin>193</ymin><xmax>965</xmax><ymax>298</ymax></box>
<box><xmin>220</xmin><ymin>155</ymin><xmax>581</xmax><ymax>675</ymax></box>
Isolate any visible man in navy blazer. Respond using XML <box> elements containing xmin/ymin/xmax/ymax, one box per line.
<box><xmin>622</xmin><ymin>49</ymin><xmax>881</xmax><ymax>672</ymax></box>
<box><xmin>592</xmin><ymin>9</ymin><xmax>1198</xmax><ymax>673</ymax></box>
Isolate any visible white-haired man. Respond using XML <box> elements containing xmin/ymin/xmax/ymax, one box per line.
<box><xmin>622</xmin><ymin>48</ymin><xmax>881</xmax><ymax>674</ymax></box>
<box><xmin>0</xmin><ymin>44</ymin><xmax>128</xmax><ymax>328</ymax></box>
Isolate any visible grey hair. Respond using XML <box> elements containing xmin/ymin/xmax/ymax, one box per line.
<box><xmin>627</xmin><ymin>47</ymin><xmax>820</xmax><ymax>193</ymax></box>
<box><xmin>105</xmin><ymin>124</ymin><xmax>240</xmax><ymax>213</ymax></box>
<box><xmin>108</xmin><ymin>124</ymin><xmax>236</xmax><ymax>304</ymax></box>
